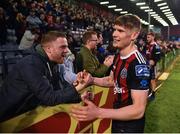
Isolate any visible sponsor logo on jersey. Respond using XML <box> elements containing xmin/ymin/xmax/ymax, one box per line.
<box><xmin>113</xmin><ymin>81</ymin><xmax>126</xmax><ymax>94</ymax></box>
<box><xmin>135</xmin><ymin>65</ymin><xmax>150</xmax><ymax>77</ymax></box>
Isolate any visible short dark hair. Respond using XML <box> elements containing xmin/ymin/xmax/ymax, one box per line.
<box><xmin>41</xmin><ymin>31</ymin><xmax>66</xmax><ymax>46</ymax></box>
<box><xmin>114</xmin><ymin>14</ymin><xmax>141</xmax><ymax>32</ymax></box>
<box><xmin>96</xmin><ymin>31</ymin><xmax>102</xmax><ymax>38</ymax></box>
<box><xmin>147</xmin><ymin>32</ymin><xmax>155</xmax><ymax>37</ymax></box>
<box><xmin>82</xmin><ymin>31</ymin><xmax>97</xmax><ymax>44</ymax></box>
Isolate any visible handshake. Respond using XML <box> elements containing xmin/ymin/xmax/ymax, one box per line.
<box><xmin>73</xmin><ymin>70</ymin><xmax>94</xmax><ymax>92</ymax></box>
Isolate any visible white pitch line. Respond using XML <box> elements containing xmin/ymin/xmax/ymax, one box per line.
<box><xmin>155</xmin><ymin>83</ymin><xmax>163</xmax><ymax>92</ymax></box>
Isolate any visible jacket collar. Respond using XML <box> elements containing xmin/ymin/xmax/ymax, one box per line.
<box><xmin>35</xmin><ymin>44</ymin><xmax>57</xmax><ymax>66</ymax></box>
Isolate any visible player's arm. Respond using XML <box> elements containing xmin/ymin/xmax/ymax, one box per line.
<box><xmin>71</xmin><ymin>89</ymin><xmax>148</xmax><ymax>121</ymax></box>
<box><xmin>98</xmin><ymin>63</ymin><xmax>150</xmax><ymax>120</ymax></box>
<box><xmin>98</xmin><ymin>89</ymin><xmax>148</xmax><ymax>120</ymax></box>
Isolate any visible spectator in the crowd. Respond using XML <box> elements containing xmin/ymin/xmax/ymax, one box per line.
<box><xmin>54</xmin><ymin>16</ymin><xmax>65</xmax><ymax>31</ymax></box>
<box><xmin>161</xmin><ymin>40</ymin><xmax>169</xmax><ymax>53</ymax></box>
<box><xmin>176</xmin><ymin>41</ymin><xmax>180</xmax><ymax>49</ymax></box>
<box><xmin>136</xmin><ymin>38</ymin><xmax>146</xmax><ymax>56</ymax></box>
<box><xmin>76</xmin><ymin>31</ymin><xmax>113</xmax><ymax>77</ymax></box>
<box><xmin>156</xmin><ymin>37</ymin><xmax>166</xmax><ymax>57</ymax></box>
<box><xmin>53</xmin><ymin>3</ymin><xmax>62</xmax><ymax>17</ymax></box>
<box><xmin>19</xmin><ymin>25</ymin><xmax>39</xmax><ymax>50</ymax></box>
<box><xmin>71</xmin><ymin>14</ymin><xmax>150</xmax><ymax>133</ymax></box>
<box><xmin>26</xmin><ymin>9</ymin><xmax>42</xmax><ymax>28</ymax></box>
<box><xmin>45</xmin><ymin>0</ymin><xmax>54</xmax><ymax>13</ymax></box>
<box><xmin>0</xmin><ymin>31</ymin><xmax>90</xmax><ymax>122</ymax></box>
<box><xmin>39</xmin><ymin>13</ymin><xmax>48</xmax><ymax>33</ymax></box>
<box><xmin>14</xmin><ymin>13</ymin><xmax>26</xmax><ymax>44</ymax></box>
<box><xmin>6</xmin><ymin>0</ymin><xmax>18</xmax><ymax>29</ymax></box>
<box><xmin>17</xmin><ymin>0</ymin><xmax>29</xmax><ymax>17</ymax></box>
<box><xmin>67</xmin><ymin>33</ymin><xmax>79</xmax><ymax>56</ymax></box>
<box><xmin>102</xmin><ymin>26</ymin><xmax>113</xmax><ymax>44</ymax></box>
<box><xmin>96</xmin><ymin>31</ymin><xmax>106</xmax><ymax>64</ymax></box>
<box><xmin>46</xmin><ymin>10</ymin><xmax>54</xmax><ymax>30</ymax></box>
<box><xmin>59</xmin><ymin>48</ymin><xmax>77</xmax><ymax>84</ymax></box>
<box><xmin>0</xmin><ymin>7</ymin><xmax>7</xmax><ymax>46</ymax></box>
<box><xmin>146</xmin><ymin>32</ymin><xmax>161</xmax><ymax>100</ymax></box>
<box><xmin>106</xmin><ymin>41</ymin><xmax>118</xmax><ymax>56</ymax></box>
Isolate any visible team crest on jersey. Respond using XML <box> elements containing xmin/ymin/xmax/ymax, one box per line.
<box><xmin>140</xmin><ymin>80</ymin><xmax>148</xmax><ymax>87</ymax></box>
<box><xmin>135</xmin><ymin>65</ymin><xmax>150</xmax><ymax>77</ymax></box>
<box><xmin>120</xmin><ymin>68</ymin><xmax>127</xmax><ymax>79</ymax></box>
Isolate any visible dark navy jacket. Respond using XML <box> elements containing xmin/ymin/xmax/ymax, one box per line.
<box><xmin>0</xmin><ymin>45</ymin><xmax>81</xmax><ymax>121</ymax></box>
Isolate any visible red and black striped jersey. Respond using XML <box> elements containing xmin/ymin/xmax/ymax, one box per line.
<box><xmin>112</xmin><ymin>50</ymin><xmax>150</xmax><ymax>109</ymax></box>
<box><xmin>146</xmin><ymin>42</ymin><xmax>161</xmax><ymax>64</ymax></box>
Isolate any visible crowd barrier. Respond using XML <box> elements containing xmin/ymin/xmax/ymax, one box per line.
<box><xmin>0</xmin><ymin>86</ymin><xmax>114</xmax><ymax>133</ymax></box>
<box><xmin>156</xmin><ymin>49</ymin><xmax>180</xmax><ymax>75</ymax></box>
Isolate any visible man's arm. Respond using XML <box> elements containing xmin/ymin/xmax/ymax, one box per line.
<box><xmin>82</xmin><ymin>52</ymin><xmax>109</xmax><ymax>77</ymax></box>
<box><xmin>71</xmin><ymin>89</ymin><xmax>148</xmax><ymax>121</ymax></box>
<box><xmin>93</xmin><ymin>71</ymin><xmax>114</xmax><ymax>87</ymax></box>
<box><xmin>21</xmin><ymin>60</ymin><xmax>81</xmax><ymax>105</ymax></box>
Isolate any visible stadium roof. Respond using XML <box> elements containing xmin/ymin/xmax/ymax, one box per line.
<box><xmin>94</xmin><ymin>0</ymin><xmax>180</xmax><ymax>27</ymax></box>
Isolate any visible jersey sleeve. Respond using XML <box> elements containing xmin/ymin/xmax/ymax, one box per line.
<box><xmin>150</xmin><ymin>44</ymin><xmax>161</xmax><ymax>64</ymax></box>
<box><xmin>128</xmin><ymin>60</ymin><xmax>150</xmax><ymax>90</ymax></box>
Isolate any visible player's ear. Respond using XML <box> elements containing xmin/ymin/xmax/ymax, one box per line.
<box><xmin>131</xmin><ymin>31</ymin><xmax>140</xmax><ymax>41</ymax></box>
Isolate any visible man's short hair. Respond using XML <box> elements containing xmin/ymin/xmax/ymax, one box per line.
<box><xmin>82</xmin><ymin>31</ymin><xmax>97</xmax><ymax>44</ymax></box>
<box><xmin>114</xmin><ymin>14</ymin><xmax>141</xmax><ymax>32</ymax></box>
<box><xmin>96</xmin><ymin>31</ymin><xmax>102</xmax><ymax>39</ymax></box>
<box><xmin>41</xmin><ymin>31</ymin><xmax>66</xmax><ymax>46</ymax></box>
<box><xmin>147</xmin><ymin>32</ymin><xmax>155</xmax><ymax>37</ymax></box>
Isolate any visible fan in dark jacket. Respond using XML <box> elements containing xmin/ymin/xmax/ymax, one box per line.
<box><xmin>0</xmin><ymin>31</ymin><xmax>89</xmax><ymax>122</ymax></box>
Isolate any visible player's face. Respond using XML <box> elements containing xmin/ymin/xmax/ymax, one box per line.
<box><xmin>147</xmin><ymin>35</ymin><xmax>154</xmax><ymax>44</ymax></box>
<box><xmin>112</xmin><ymin>25</ymin><xmax>133</xmax><ymax>49</ymax></box>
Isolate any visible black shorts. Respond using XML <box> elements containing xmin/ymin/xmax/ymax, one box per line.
<box><xmin>111</xmin><ymin>116</ymin><xmax>145</xmax><ymax>133</ymax></box>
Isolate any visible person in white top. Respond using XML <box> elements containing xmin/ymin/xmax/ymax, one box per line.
<box><xmin>59</xmin><ymin>48</ymin><xmax>77</xmax><ymax>84</ymax></box>
<box><xmin>19</xmin><ymin>26</ymin><xmax>39</xmax><ymax>50</ymax></box>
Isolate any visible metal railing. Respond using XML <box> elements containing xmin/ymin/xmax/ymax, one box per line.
<box><xmin>156</xmin><ymin>49</ymin><xmax>180</xmax><ymax>75</ymax></box>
